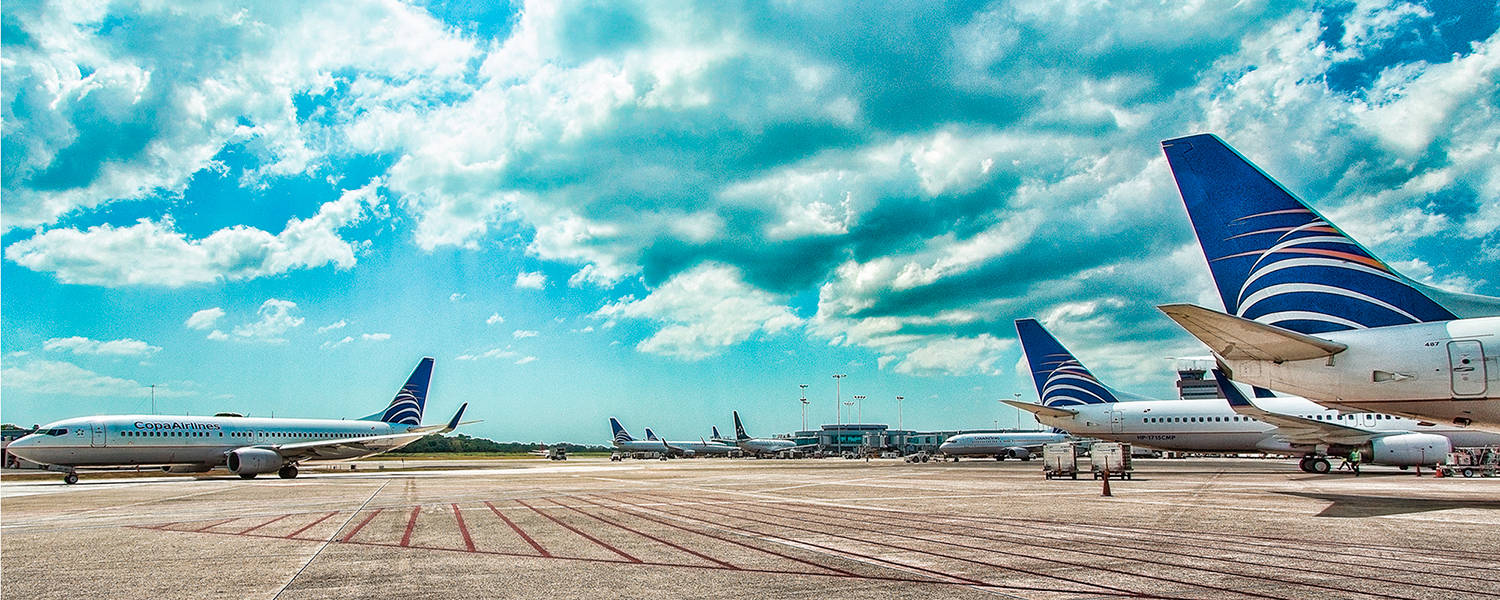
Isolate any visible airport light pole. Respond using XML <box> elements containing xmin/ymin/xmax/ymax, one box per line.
<box><xmin>842</xmin><ymin>401</ymin><xmax>855</xmax><ymax>451</ymax></box>
<box><xmin>853</xmin><ymin>395</ymin><xmax>865</xmax><ymax>424</ymax></box>
<box><xmin>799</xmin><ymin>384</ymin><xmax>809</xmax><ymax>431</ymax></box>
<box><xmin>897</xmin><ymin>396</ymin><xmax>904</xmax><ymax>431</ymax></box>
<box><xmin>1013</xmin><ymin>392</ymin><xmax>1023</xmax><ymax>429</ymax></box>
<box><xmin>832</xmin><ymin>374</ymin><xmax>846</xmax><ymax>426</ymax></box>
<box><xmin>150</xmin><ymin>384</ymin><xmax>156</xmax><ymax>415</ymax></box>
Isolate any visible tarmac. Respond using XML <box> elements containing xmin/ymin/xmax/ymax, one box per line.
<box><xmin>3</xmin><ymin>457</ymin><xmax>1498</xmax><ymax>599</ymax></box>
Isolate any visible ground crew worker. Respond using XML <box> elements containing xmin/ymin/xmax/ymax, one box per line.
<box><xmin>1349</xmin><ymin>448</ymin><xmax>1362</xmax><ymax>476</ymax></box>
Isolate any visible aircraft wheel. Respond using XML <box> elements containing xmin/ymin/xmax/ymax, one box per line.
<box><xmin>239</xmin><ymin>472</ymin><xmax>258</xmax><ymax>479</ymax></box>
<box><xmin>1462</xmin><ymin>468</ymin><xmax>1475</xmax><ymax>478</ymax></box>
<box><xmin>63</xmin><ymin>472</ymin><xmax>78</xmax><ymax>485</ymax></box>
<box><xmin>1297</xmin><ymin>458</ymin><xmax>1313</xmax><ymax>473</ymax></box>
<box><xmin>1309</xmin><ymin>458</ymin><xmax>1330</xmax><ymax>474</ymax></box>
<box><xmin>1021</xmin><ymin>456</ymin><xmax>1031</xmax><ymax>462</ymax></box>
<box><xmin>278</xmin><ymin>465</ymin><xmax>298</xmax><ymax>479</ymax></box>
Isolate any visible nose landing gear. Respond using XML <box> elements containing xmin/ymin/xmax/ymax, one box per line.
<box><xmin>278</xmin><ymin>464</ymin><xmax>299</xmax><ymax>479</ymax></box>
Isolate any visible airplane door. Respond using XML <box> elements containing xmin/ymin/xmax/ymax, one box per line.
<box><xmin>91</xmin><ymin>423</ymin><xmax>107</xmax><ymax>447</ymax></box>
<box><xmin>1449</xmin><ymin>341</ymin><xmax>1487</xmax><ymax>397</ymax></box>
<box><xmin>1109</xmin><ymin>410</ymin><xmax>1123</xmax><ymax>434</ymax></box>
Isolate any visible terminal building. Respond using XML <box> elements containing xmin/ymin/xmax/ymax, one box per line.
<box><xmin>778</xmin><ymin>424</ymin><xmax>1050</xmax><ymax>455</ymax></box>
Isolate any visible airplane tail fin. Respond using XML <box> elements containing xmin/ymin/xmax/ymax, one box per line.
<box><xmin>610</xmin><ymin>417</ymin><xmax>634</xmax><ymax>443</ymax></box>
<box><xmin>366</xmin><ymin>357</ymin><xmax>434</xmax><ymax>425</ymax></box>
<box><xmin>732</xmin><ymin>411</ymin><xmax>750</xmax><ymax>440</ymax></box>
<box><xmin>711</xmin><ymin>425</ymin><xmax>724</xmax><ymax>440</ymax></box>
<box><xmin>644</xmin><ymin>428</ymin><xmax>659</xmax><ymax>441</ymax></box>
<box><xmin>1014</xmin><ymin>319</ymin><xmax>1124</xmax><ymax>407</ymax></box>
<box><xmin>1161</xmin><ymin>134</ymin><xmax>1468</xmax><ymax>333</ymax></box>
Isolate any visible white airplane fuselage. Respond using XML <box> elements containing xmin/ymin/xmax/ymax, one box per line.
<box><xmin>1031</xmin><ymin>398</ymin><xmax>1497</xmax><ymax>459</ymax></box>
<box><xmin>8</xmin><ymin>414</ymin><xmax>422</xmax><ymax>469</ymax></box>
<box><xmin>1221</xmin><ymin>318</ymin><xmax>1500</xmax><ymax>430</ymax></box>
<box><xmin>737</xmin><ymin>438</ymin><xmax>798</xmax><ymax>455</ymax></box>
<box><xmin>938</xmin><ymin>432</ymin><xmax>1069</xmax><ymax>459</ymax></box>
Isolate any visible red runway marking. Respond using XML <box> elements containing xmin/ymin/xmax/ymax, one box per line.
<box><xmin>452</xmin><ymin>503</ymin><xmax>476</xmax><ymax>552</ymax></box>
<box><xmin>485</xmin><ymin>500</ymin><xmax>550</xmax><ymax>558</ymax></box>
<box><xmin>339</xmin><ymin>509</ymin><xmax>382</xmax><ymax>542</ymax></box>
<box><xmin>286</xmin><ymin>511</ymin><xmax>340</xmax><ymax>540</ymax></box>
<box><xmin>237</xmin><ymin>513</ymin><xmax>292</xmax><ymax>534</ymax></box>
<box><xmin>516</xmin><ymin>498</ymin><xmax>641</xmax><ymax>563</ymax></box>
<box><xmin>192</xmin><ymin>518</ymin><xmax>237</xmax><ymax>532</ymax></box>
<box><xmin>547</xmin><ymin>497</ymin><xmax>737</xmax><ymax>570</ymax></box>
<box><xmin>578</xmin><ymin>494</ymin><xmax>855</xmax><ymax>577</ymax></box>
<box><xmin>399</xmin><ymin>506</ymin><xmax>421</xmax><ymax>547</ymax></box>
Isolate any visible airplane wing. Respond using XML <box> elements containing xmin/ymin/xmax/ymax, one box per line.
<box><xmin>1212</xmin><ymin>372</ymin><xmax>1379</xmax><ymax>446</ymax></box>
<box><xmin>1002</xmin><ymin>400</ymin><xmax>1077</xmax><ymax>419</ymax></box>
<box><xmin>273</xmin><ymin>403</ymin><xmax>467</xmax><ymax>461</ymax></box>
<box><xmin>1158</xmin><ymin>304</ymin><xmax>1347</xmax><ymax>362</ymax></box>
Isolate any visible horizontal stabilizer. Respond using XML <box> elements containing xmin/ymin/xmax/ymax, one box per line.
<box><xmin>1212</xmin><ymin>370</ymin><xmax>1376</xmax><ymax>446</ymax></box>
<box><xmin>1003</xmin><ymin>400</ymin><xmax>1077</xmax><ymax>419</ymax></box>
<box><xmin>1158</xmin><ymin>303</ymin><xmax>1346</xmax><ymax>362</ymax></box>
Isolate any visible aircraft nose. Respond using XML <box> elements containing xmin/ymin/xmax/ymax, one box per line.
<box><xmin>938</xmin><ymin>442</ymin><xmax>952</xmax><ymax>452</ymax></box>
<box><xmin>6</xmin><ymin>435</ymin><xmax>41</xmax><ymax>460</ymax></box>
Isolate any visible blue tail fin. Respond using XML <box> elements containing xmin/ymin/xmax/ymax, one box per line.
<box><xmin>609</xmin><ymin>417</ymin><xmax>633</xmax><ymax>443</ymax></box>
<box><xmin>644</xmin><ymin>428</ymin><xmax>659</xmax><ymax>441</ymax></box>
<box><xmin>1014</xmin><ymin>318</ymin><xmax>1128</xmax><ymax>408</ymax></box>
<box><xmin>712</xmin><ymin>426</ymin><xmax>723</xmax><ymax>439</ymax></box>
<box><xmin>370</xmin><ymin>357</ymin><xmax>433</xmax><ymax>425</ymax></box>
<box><xmin>1162</xmin><ymin>134</ymin><xmax>1458</xmax><ymax>333</ymax></box>
<box><xmin>1014</xmin><ymin>319</ymin><xmax>1122</xmax><ymax>407</ymax></box>
<box><xmin>732</xmin><ymin>411</ymin><xmax>750</xmax><ymax>440</ymax></box>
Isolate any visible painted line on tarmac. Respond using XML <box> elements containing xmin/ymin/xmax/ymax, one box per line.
<box><xmin>484</xmin><ymin>500</ymin><xmax>550</xmax><ymax>557</ymax></box>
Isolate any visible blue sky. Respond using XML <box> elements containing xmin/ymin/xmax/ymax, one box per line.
<box><xmin>3</xmin><ymin>1</ymin><xmax>1498</xmax><ymax>443</ymax></box>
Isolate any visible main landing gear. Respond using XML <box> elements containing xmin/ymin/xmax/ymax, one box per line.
<box><xmin>63</xmin><ymin>472</ymin><xmax>78</xmax><ymax>485</ymax></box>
<box><xmin>1299</xmin><ymin>456</ymin><xmax>1331</xmax><ymax>473</ymax></box>
<box><xmin>278</xmin><ymin>465</ymin><xmax>299</xmax><ymax>479</ymax></box>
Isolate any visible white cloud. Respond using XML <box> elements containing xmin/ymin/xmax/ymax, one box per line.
<box><xmin>449</xmin><ymin>293</ymin><xmax>466</xmax><ymax>302</ymax></box>
<box><xmin>512</xmin><ymin>329</ymin><xmax>539</xmax><ymax>339</ymax></box>
<box><xmin>184</xmin><ymin>307</ymin><xmax>225</xmax><ymax>330</ymax></box>
<box><xmin>2</xmin><ymin>2</ymin><xmax>478</xmax><ymax>231</ymax></box>
<box><xmin>42</xmin><ymin>336</ymin><xmax>161</xmax><ymax>357</ymax></box>
<box><xmin>1</xmin><ymin>359</ymin><xmax>189</xmax><ymax>398</ymax></box>
<box><xmin>456</xmin><ymin>347</ymin><xmax>518</xmax><ymax>361</ymax></box>
<box><xmin>322</xmin><ymin>331</ymin><xmax>392</xmax><ymax>349</ymax></box>
<box><xmin>317</xmin><ymin>319</ymin><xmax>349</xmax><ymax>334</ymax></box>
<box><xmin>215</xmin><ymin>299</ymin><xmax>304</xmax><ymax>344</ymax></box>
<box><xmin>595</xmin><ymin>263</ymin><xmax>803</xmax><ymax>360</ymax></box>
<box><xmin>322</xmin><ymin>336</ymin><xmax>355</xmax><ymax>350</ymax></box>
<box><xmin>5</xmin><ymin>182</ymin><xmax>382</xmax><ymax>287</ymax></box>
<box><xmin>515</xmin><ymin>356</ymin><xmax>537</xmax><ymax>365</ymax></box>
<box><xmin>486</xmin><ymin>313</ymin><xmax>504</xmax><ymax>325</ymax></box>
<box><xmin>514</xmin><ymin>270</ymin><xmax>547</xmax><ymax>289</ymax></box>
<box><xmin>361</xmin><ymin>332</ymin><xmax>391</xmax><ymax>341</ymax></box>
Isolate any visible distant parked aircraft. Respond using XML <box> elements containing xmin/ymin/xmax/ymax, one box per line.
<box><xmin>8</xmin><ymin>358</ymin><xmax>468</xmax><ymax>484</ymax></box>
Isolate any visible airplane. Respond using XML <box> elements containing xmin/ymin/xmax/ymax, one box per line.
<box><xmin>936</xmin><ymin>430</ymin><xmax>1070</xmax><ymax>461</ymax></box>
<box><xmin>1003</xmin><ymin>319</ymin><xmax>1499</xmax><ymax>473</ymax></box>
<box><xmin>709</xmin><ymin>425</ymin><xmax>732</xmax><ymax>444</ymax></box>
<box><xmin>607</xmin><ymin>418</ymin><xmax>735</xmax><ymax>458</ymax></box>
<box><xmin>731</xmin><ymin>410</ymin><xmax>817</xmax><ymax>457</ymax></box>
<box><xmin>7</xmin><ymin>357</ymin><xmax>468</xmax><ymax>484</ymax></box>
<box><xmin>1157</xmin><ymin>133</ymin><xmax>1500</xmax><ymax>430</ymax></box>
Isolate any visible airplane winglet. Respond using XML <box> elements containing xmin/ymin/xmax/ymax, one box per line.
<box><xmin>443</xmin><ymin>403</ymin><xmax>467</xmax><ymax>433</ymax></box>
<box><xmin>1002</xmin><ymin>399</ymin><xmax>1077</xmax><ymax>419</ymax></box>
<box><xmin>1157</xmin><ymin>303</ymin><xmax>1347</xmax><ymax>363</ymax></box>
<box><xmin>1212</xmin><ymin>370</ymin><xmax>1263</xmax><ymax>412</ymax></box>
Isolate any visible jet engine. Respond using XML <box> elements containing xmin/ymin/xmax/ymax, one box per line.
<box><xmin>227</xmin><ymin>448</ymin><xmax>284</xmax><ymax>475</ymax></box>
<box><xmin>1368</xmin><ymin>433</ymin><xmax>1450</xmax><ymax>466</ymax></box>
<box><xmin>1005</xmin><ymin>447</ymin><xmax>1032</xmax><ymax>461</ymax></box>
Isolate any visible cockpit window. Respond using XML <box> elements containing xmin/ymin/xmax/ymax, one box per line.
<box><xmin>42</xmin><ymin>428</ymin><xmax>68</xmax><ymax>436</ymax></box>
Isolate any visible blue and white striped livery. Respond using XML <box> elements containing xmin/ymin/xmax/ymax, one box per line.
<box><xmin>372</xmin><ymin>357</ymin><xmax>433</xmax><ymax>425</ymax></box>
<box><xmin>1015</xmin><ymin>319</ymin><xmax>1128</xmax><ymax>407</ymax></box>
<box><xmin>1162</xmin><ymin>133</ymin><xmax>1465</xmax><ymax>333</ymax></box>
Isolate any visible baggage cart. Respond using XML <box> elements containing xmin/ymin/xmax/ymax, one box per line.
<box><xmin>1043</xmin><ymin>443</ymin><xmax>1078</xmax><ymax>479</ymax></box>
<box><xmin>1091</xmin><ymin>442</ymin><xmax>1133</xmax><ymax>479</ymax></box>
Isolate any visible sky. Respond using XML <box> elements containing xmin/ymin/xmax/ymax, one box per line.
<box><xmin>3</xmin><ymin>1</ymin><xmax>1498</xmax><ymax>444</ymax></box>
